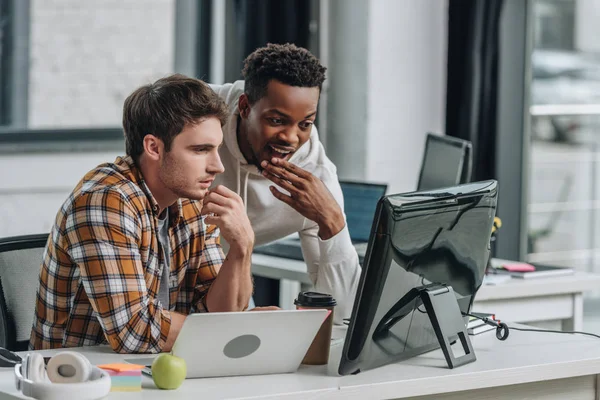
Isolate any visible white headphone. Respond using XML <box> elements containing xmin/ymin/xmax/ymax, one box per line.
<box><xmin>14</xmin><ymin>351</ymin><xmax>111</xmax><ymax>400</ymax></box>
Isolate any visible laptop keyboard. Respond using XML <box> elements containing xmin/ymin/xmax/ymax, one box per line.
<box><xmin>253</xmin><ymin>242</ymin><xmax>304</xmax><ymax>261</ymax></box>
<box><xmin>254</xmin><ymin>241</ymin><xmax>366</xmax><ymax>264</ymax></box>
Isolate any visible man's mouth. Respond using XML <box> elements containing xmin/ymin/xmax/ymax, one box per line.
<box><xmin>267</xmin><ymin>144</ymin><xmax>295</xmax><ymax>158</ymax></box>
<box><xmin>199</xmin><ymin>178</ymin><xmax>214</xmax><ymax>188</ymax></box>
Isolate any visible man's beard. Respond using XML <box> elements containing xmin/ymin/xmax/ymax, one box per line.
<box><xmin>159</xmin><ymin>152</ymin><xmax>206</xmax><ymax>201</ymax></box>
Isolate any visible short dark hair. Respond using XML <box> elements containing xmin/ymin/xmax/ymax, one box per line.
<box><xmin>123</xmin><ymin>74</ymin><xmax>228</xmax><ymax>162</ymax></box>
<box><xmin>242</xmin><ymin>43</ymin><xmax>327</xmax><ymax>104</ymax></box>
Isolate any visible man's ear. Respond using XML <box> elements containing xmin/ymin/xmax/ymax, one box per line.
<box><xmin>238</xmin><ymin>93</ymin><xmax>251</xmax><ymax>119</ymax></box>
<box><xmin>142</xmin><ymin>134</ymin><xmax>163</xmax><ymax>161</ymax></box>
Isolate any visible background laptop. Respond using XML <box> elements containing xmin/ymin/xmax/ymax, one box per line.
<box><xmin>254</xmin><ymin>181</ymin><xmax>387</xmax><ymax>264</ymax></box>
<box><xmin>173</xmin><ymin>309</ymin><xmax>326</xmax><ymax>378</ymax></box>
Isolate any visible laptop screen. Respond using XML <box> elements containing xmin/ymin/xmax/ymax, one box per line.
<box><xmin>339</xmin><ymin>181</ymin><xmax>387</xmax><ymax>243</ymax></box>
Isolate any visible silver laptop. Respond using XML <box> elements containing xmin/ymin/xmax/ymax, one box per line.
<box><xmin>169</xmin><ymin>309</ymin><xmax>327</xmax><ymax>378</ymax></box>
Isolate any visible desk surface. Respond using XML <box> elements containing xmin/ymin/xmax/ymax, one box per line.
<box><xmin>2</xmin><ymin>326</ymin><xmax>600</xmax><ymax>400</ymax></box>
<box><xmin>334</xmin><ymin>327</ymin><xmax>600</xmax><ymax>399</ymax></box>
<box><xmin>475</xmin><ymin>271</ymin><xmax>600</xmax><ymax>301</ymax></box>
<box><xmin>252</xmin><ymin>253</ymin><xmax>313</xmax><ymax>285</ymax></box>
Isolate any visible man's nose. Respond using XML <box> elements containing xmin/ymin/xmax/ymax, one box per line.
<box><xmin>208</xmin><ymin>152</ymin><xmax>225</xmax><ymax>174</ymax></box>
<box><xmin>276</xmin><ymin>127</ymin><xmax>300</xmax><ymax>146</ymax></box>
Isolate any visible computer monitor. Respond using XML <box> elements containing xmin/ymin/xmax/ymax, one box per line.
<box><xmin>339</xmin><ymin>181</ymin><xmax>388</xmax><ymax>243</ymax></box>
<box><xmin>417</xmin><ymin>133</ymin><xmax>473</xmax><ymax>191</ymax></box>
<box><xmin>338</xmin><ymin>180</ymin><xmax>498</xmax><ymax>375</ymax></box>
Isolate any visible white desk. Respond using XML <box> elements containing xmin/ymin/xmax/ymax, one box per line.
<box><xmin>473</xmin><ymin>272</ymin><xmax>600</xmax><ymax>331</ymax></box>
<box><xmin>2</xmin><ymin>327</ymin><xmax>600</xmax><ymax>399</ymax></box>
<box><xmin>252</xmin><ymin>254</ymin><xmax>600</xmax><ymax>330</ymax></box>
<box><xmin>331</xmin><ymin>327</ymin><xmax>600</xmax><ymax>400</ymax></box>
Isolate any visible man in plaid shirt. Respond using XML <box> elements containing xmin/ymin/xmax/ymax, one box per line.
<box><xmin>30</xmin><ymin>74</ymin><xmax>257</xmax><ymax>353</ymax></box>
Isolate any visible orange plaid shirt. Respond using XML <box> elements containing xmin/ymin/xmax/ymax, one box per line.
<box><xmin>30</xmin><ymin>156</ymin><xmax>223</xmax><ymax>353</ymax></box>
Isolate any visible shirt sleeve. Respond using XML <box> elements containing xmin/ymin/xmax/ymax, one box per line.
<box><xmin>299</xmin><ymin>169</ymin><xmax>361</xmax><ymax>325</ymax></box>
<box><xmin>65</xmin><ymin>189</ymin><xmax>171</xmax><ymax>354</ymax></box>
<box><xmin>191</xmin><ymin>219</ymin><xmax>225</xmax><ymax>312</ymax></box>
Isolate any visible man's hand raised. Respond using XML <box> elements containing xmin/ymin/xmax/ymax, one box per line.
<box><xmin>202</xmin><ymin>185</ymin><xmax>255</xmax><ymax>254</ymax></box>
<box><xmin>260</xmin><ymin>158</ymin><xmax>345</xmax><ymax>240</ymax></box>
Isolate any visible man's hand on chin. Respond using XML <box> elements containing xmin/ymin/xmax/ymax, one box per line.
<box><xmin>202</xmin><ymin>185</ymin><xmax>255</xmax><ymax>253</ymax></box>
<box><xmin>260</xmin><ymin>158</ymin><xmax>345</xmax><ymax>240</ymax></box>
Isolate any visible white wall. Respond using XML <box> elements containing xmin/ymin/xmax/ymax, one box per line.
<box><xmin>2</xmin><ymin>0</ymin><xmax>449</xmax><ymax>238</ymax></box>
<box><xmin>575</xmin><ymin>0</ymin><xmax>600</xmax><ymax>53</ymax></box>
<box><xmin>0</xmin><ymin>0</ymin><xmax>176</xmax><ymax>238</ymax></box>
<box><xmin>0</xmin><ymin>152</ymin><xmax>120</xmax><ymax>237</ymax></box>
<box><xmin>324</xmin><ymin>0</ymin><xmax>369</xmax><ymax>181</ymax></box>
<box><xmin>325</xmin><ymin>0</ymin><xmax>448</xmax><ymax>194</ymax></box>
<box><xmin>365</xmin><ymin>0</ymin><xmax>448</xmax><ymax>194</ymax></box>
<box><xmin>29</xmin><ymin>0</ymin><xmax>175</xmax><ymax>128</ymax></box>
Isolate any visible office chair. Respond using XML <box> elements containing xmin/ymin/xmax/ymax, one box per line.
<box><xmin>0</xmin><ymin>234</ymin><xmax>48</xmax><ymax>351</ymax></box>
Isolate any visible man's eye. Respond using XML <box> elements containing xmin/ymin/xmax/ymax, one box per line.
<box><xmin>268</xmin><ymin>118</ymin><xmax>283</xmax><ymax>125</ymax></box>
<box><xmin>300</xmin><ymin>121</ymin><xmax>314</xmax><ymax>129</ymax></box>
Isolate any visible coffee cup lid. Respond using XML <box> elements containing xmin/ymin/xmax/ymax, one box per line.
<box><xmin>294</xmin><ymin>291</ymin><xmax>336</xmax><ymax>307</ymax></box>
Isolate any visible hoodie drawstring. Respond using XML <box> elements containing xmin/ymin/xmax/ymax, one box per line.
<box><xmin>243</xmin><ymin>170</ymin><xmax>249</xmax><ymax>212</ymax></box>
<box><xmin>236</xmin><ymin>161</ymin><xmax>250</xmax><ymax>212</ymax></box>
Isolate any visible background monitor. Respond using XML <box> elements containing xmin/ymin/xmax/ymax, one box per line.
<box><xmin>338</xmin><ymin>180</ymin><xmax>498</xmax><ymax>375</ymax></box>
<box><xmin>417</xmin><ymin>133</ymin><xmax>473</xmax><ymax>191</ymax></box>
<box><xmin>339</xmin><ymin>181</ymin><xmax>388</xmax><ymax>243</ymax></box>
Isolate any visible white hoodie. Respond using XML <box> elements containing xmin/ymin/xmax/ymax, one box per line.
<box><xmin>210</xmin><ymin>81</ymin><xmax>360</xmax><ymax>323</ymax></box>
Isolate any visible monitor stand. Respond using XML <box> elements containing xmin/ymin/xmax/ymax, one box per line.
<box><xmin>374</xmin><ymin>284</ymin><xmax>476</xmax><ymax>369</ymax></box>
<box><xmin>420</xmin><ymin>285</ymin><xmax>476</xmax><ymax>369</ymax></box>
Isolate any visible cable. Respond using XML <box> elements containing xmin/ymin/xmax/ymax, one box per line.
<box><xmin>508</xmin><ymin>326</ymin><xmax>600</xmax><ymax>340</ymax></box>
<box><xmin>464</xmin><ymin>312</ymin><xmax>600</xmax><ymax>341</ymax></box>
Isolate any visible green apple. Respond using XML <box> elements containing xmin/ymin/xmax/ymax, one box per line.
<box><xmin>151</xmin><ymin>353</ymin><xmax>187</xmax><ymax>390</ymax></box>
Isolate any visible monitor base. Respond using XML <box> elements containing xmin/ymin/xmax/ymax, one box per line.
<box><xmin>421</xmin><ymin>285</ymin><xmax>476</xmax><ymax>369</ymax></box>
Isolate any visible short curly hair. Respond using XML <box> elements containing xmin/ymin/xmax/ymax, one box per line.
<box><xmin>242</xmin><ymin>43</ymin><xmax>327</xmax><ymax>104</ymax></box>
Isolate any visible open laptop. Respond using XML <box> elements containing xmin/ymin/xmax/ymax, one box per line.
<box><xmin>253</xmin><ymin>181</ymin><xmax>387</xmax><ymax>263</ymax></box>
<box><xmin>128</xmin><ymin>309</ymin><xmax>327</xmax><ymax>378</ymax></box>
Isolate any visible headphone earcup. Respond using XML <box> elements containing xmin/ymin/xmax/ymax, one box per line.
<box><xmin>46</xmin><ymin>352</ymin><xmax>92</xmax><ymax>383</ymax></box>
<box><xmin>22</xmin><ymin>353</ymin><xmax>48</xmax><ymax>384</ymax></box>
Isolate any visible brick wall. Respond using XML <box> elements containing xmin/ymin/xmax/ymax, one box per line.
<box><xmin>28</xmin><ymin>0</ymin><xmax>175</xmax><ymax>128</ymax></box>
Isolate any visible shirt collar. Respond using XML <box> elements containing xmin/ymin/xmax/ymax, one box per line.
<box><xmin>117</xmin><ymin>156</ymin><xmax>184</xmax><ymax>226</ymax></box>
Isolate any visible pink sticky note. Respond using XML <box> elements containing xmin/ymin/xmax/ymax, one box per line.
<box><xmin>502</xmin><ymin>262</ymin><xmax>536</xmax><ymax>272</ymax></box>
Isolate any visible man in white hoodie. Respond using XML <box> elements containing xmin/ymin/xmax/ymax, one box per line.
<box><xmin>210</xmin><ymin>43</ymin><xmax>360</xmax><ymax>324</ymax></box>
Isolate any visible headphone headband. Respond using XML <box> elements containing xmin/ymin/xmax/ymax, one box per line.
<box><xmin>15</xmin><ymin>362</ymin><xmax>111</xmax><ymax>400</ymax></box>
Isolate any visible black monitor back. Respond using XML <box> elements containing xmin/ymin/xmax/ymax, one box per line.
<box><xmin>339</xmin><ymin>180</ymin><xmax>498</xmax><ymax>375</ymax></box>
<box><xmin>417</xmin><ymin>133</ymin><xmax>473</xmax><ymax>191</ymax></box>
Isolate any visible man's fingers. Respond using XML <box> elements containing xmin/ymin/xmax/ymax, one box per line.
<box><xmin>204</xmin><ymin>190</ymin><xmax>231</xmax><ymax>207</ymax></box>
<box><xmin>201</xmin><ymin>202</ymin><xmax>227</xmax><ymax>216</ymax></box>
<box><xmin>261</xmin><ymin>161</ymin><xmax>304</xmax><ymax>185</ymax></box>
<box><xmin>204</xmin><ymin>215</ymin><xmax>220</xmax><ymax>226</ymax></box>
<box><xmin>210</xmin><ymin>184</ymin><xmax>239</xmax><ymax>198</ymax></box>
<box><xmin>250</xmin><ymin>306</ymin><xmax>281</xmax><ymax>311</ymax></box>
<box><xmin>271</xmin><ymin>158</ymin><xmax>311</xmax><ymax>179</ymax></box>
<box><xmin>269</xmin><ymin>186</ymin><xmax>294</xmax><ymax>206</ymax></box>
<box><xmin>262</xmin><ymin>170</ymin><xmax>296</xmax><ymax>193</ymax></box>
